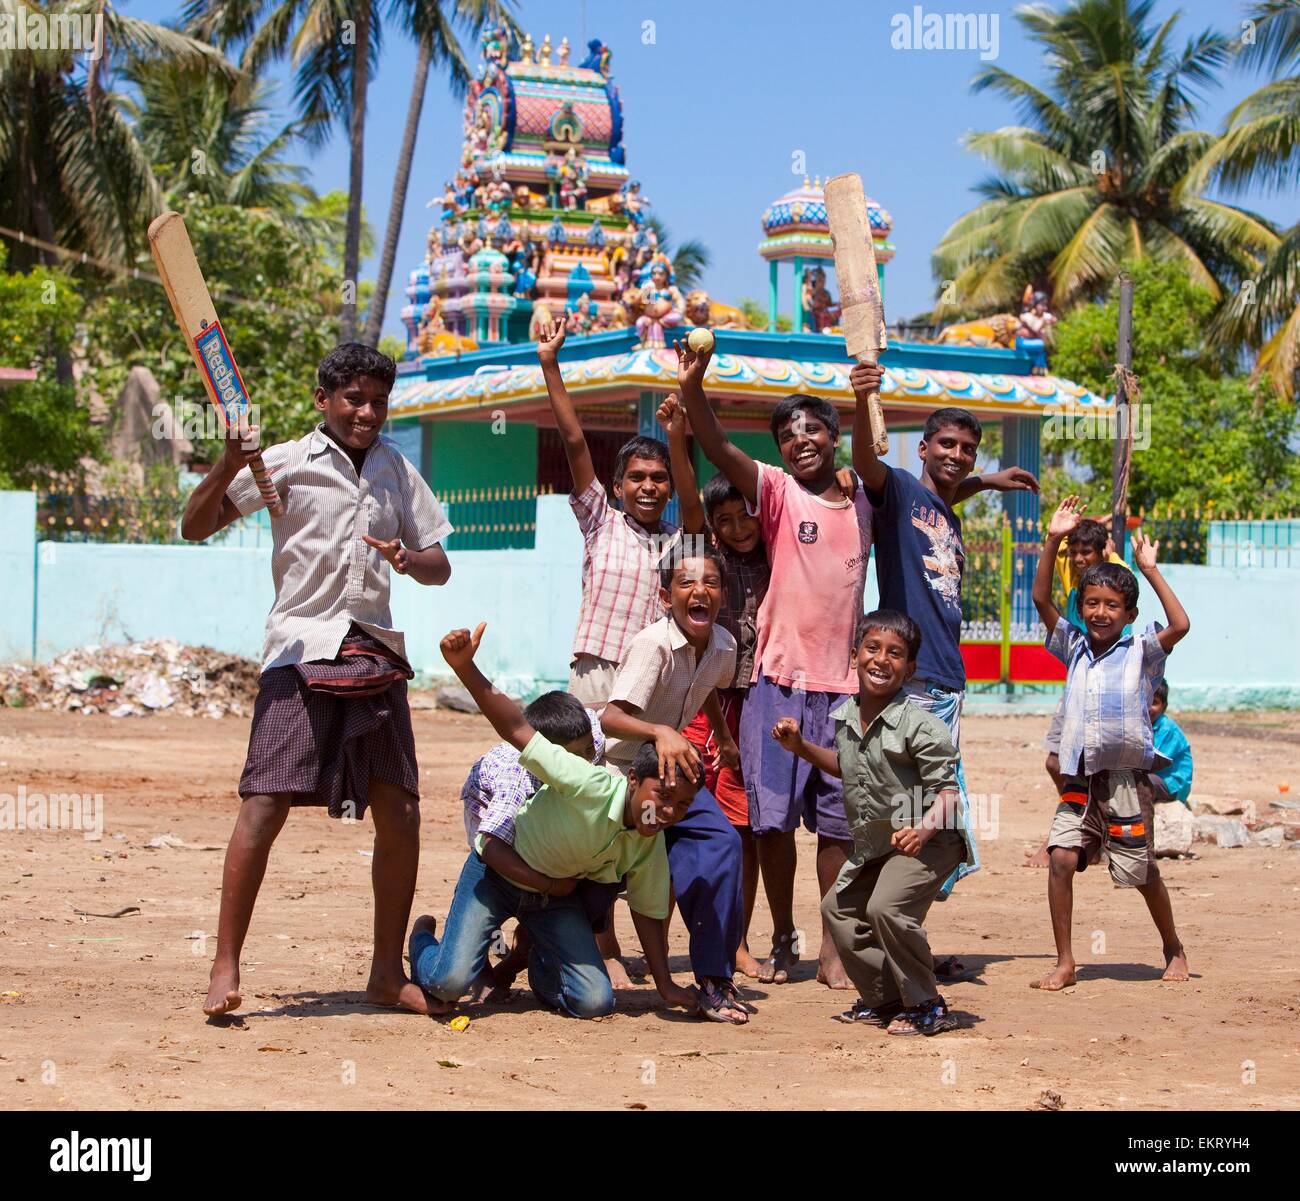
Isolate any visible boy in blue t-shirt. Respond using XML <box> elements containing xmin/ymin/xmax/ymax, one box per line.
<box><xmin>1150</xmin><ymin>680</ymin><xmax>1193</xmax><ymax>805</ymax></box>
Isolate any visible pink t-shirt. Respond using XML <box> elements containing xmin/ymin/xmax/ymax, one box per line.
<box><xmin>749</xmin><ymin>463</ymin><xmax>873</xmax><ymax>694</ymax></box>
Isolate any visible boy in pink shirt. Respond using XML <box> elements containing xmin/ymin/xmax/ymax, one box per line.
<box><xmin>678</xmin><ymin>340</ymin><xmax>874</xmax><ymax>990</ymax></box>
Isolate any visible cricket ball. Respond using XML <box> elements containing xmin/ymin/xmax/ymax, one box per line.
<box><xmin>687</xmin><ymin>327</ymin><xmax>714</xmax><ymax>354</ymax></box>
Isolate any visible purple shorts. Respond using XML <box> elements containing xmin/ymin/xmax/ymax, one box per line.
<box><xmin>739</xmin><ymin>671</ymin><xmax>850</xmax><ymax>840</ymax></box>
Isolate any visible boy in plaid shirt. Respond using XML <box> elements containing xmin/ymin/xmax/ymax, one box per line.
<box><xmin>1030</xmin><ymin>497</ymin><xmax>1191</xmax><ymax>991</ymax></box>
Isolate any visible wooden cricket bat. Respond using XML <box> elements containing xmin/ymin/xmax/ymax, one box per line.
<box><xmin>824</xmin><ymin>172</ymin><xmax>889</xmax><ymax>456</ymax></box>
<box><xmin>148</xmin><ymin>210</ymin><xmax>283</xmax><ymax>518</ymax></box>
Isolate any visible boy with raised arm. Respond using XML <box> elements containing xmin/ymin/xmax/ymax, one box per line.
<box><xmin>848</xmin><ymin>364</ymin><xmax>1038</xmax><ymax>900</ymax></box>
<box><xmin>1029</xmin><ymin>497</ymin><xmax>1191</xmax><ymax>991</ymax></box>
<box><xmin>409</xmin><ymin>623</ymin><xmax>700</xmax><ymax>1019</ymax></box>
<box><xmin>678</xmin><ymin>339</ymin><xmax>874</xmax><ymax>990</ymax></box>
<box><xmin>538</xmin><ymin>319</ymin><xmax>697</xmax><ymax>983</ymax></box>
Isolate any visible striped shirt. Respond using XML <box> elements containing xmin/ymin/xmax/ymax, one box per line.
<box><xmin>604</xmin><ymin>615</ymin><xmax>736</xmax><ymax>766</ymax></box>
<box><xmin>569</xmin><ymin>477</ymin><xmax>682</xmax><ymax>665</ymax></box>
<box><xmin>1047</xmin><ymin>619</ymin><xmax>1167</xmax><ymax>777</ymax></box>
<box><xmin>715</xmin><ymin>544</ymin><xmax>770</xmax><ymax>690</ymax></box>
<box><xmin>227</xmin><ymin>425</ymin><xmax>452</xmax><ymax>671</ymax></box>
<box><xmin>461</xmin><ymin>709</ymin><xmax>606</xmax><ymax>847</ymax></box>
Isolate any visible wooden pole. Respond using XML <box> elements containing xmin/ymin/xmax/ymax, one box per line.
<box><xmin>1111</xmin><ymin>271</ymin><xmax>1134</xmax><ymax>548</ymax></box>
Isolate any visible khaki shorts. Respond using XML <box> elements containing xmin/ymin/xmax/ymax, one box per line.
<box><xmin>1048</xmin><ymin>769</ymin><xmax>1159</xmax><ymax>888</ymax></box>
<box><xmin>567</xmin><ymin>653</ymin><xmax>620</xmax><ymax>709</ymax></box>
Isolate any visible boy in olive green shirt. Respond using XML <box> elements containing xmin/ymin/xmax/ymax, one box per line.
<box><xmin>773</xmin><ymin>609</ymin><xmax>967</xmax><ymax>1036</ymax></box>
<box><xmin>408</xmin><ymin>622</ymin><xmax>701</xmax><ymax>1019</ymax></box>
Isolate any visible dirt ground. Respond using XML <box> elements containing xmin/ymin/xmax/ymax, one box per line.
<box><xmin>2</xmin><ymin>705</ymin><xmax>1298</xmax><ymax>1111</ymax></box>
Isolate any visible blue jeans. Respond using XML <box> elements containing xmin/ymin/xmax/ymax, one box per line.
<box><xmin>902</xmin><ymin>679</ymin><xmax>980</xmax><ymax>898</ymax></box>
<box><xmin>410</xmin><ymin>852</ymin><xmax>614</xmax><ymax>1019</ymax></box>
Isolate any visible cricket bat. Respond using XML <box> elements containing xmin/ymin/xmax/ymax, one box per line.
<box><xmin>824</xmin><ymin>172</ymin><xmax>889</xmax><ymax>456</ymax></box>
<box><xmin>148</xmin><ymin>210</ymin><xmax>283</xmax><ymax>517</ymax></box>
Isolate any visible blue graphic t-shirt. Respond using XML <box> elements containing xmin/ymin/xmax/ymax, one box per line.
<box><xmin>867</xmin><ymin>465</ymin><xmax>967</xmax><ymax>691</ymax></box>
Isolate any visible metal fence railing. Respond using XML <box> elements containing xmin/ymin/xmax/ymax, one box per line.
<box><xmin>442</xmin><ymin>485</ymin><xmax>542</xmax><ymax>551</ymax></box>
<box><xmin>38</xmin><ymin>492</ymin><xmax>187</xmax><ymax>544</ymax></box>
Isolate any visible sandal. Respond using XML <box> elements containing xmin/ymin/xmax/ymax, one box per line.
<box><xmin>832</xmin><ymin>998</ymin><xmax>903</xmax><ymax>1026</ymax></box>
<box><xmin>698</xmin><ymin>976</ymin><xmax>751</xmax><ymax>1023</ymax></box>
<box><xmin>887</xmin><ymin>995</ymin><xmax>959</xmax><ymax>1037</ymax></box>
<box><xmin>717</xmin><ymin>979</ymin><xmax>757</xmax><ymax>1015</ymax></box>
<box><xmin>756</xmin><ymin>933</ymin><xmax>800</xmax><ymax>985</ymax></box>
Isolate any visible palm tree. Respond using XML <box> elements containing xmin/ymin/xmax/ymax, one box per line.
<box><xmin>931</xmin><ymin>0</ymin><xmax>1278</xmax><ymax>316</ymax></box>
<box><xmin>1190</xmin><ymin>1</ymin><xmax>1300</xmax><ymax>398</ymax></box>
<box><xmin>361</xmin><ymin>0</ymin><xmax>520</xmax><ymax>348</ymax></box>
<box><xmin>0</xmin><ymin>0</ymin><xmax>234</xmax><ymax>270</ymax></box>
<box><xmin>184</xmin><ymin>0</ymin><xmax>384</xmax><ymax>341</ymax></box>
<box><xmin>122</xmin><ymin>58</ymin><xmax>318</xmax><ymax>217</ymax></box>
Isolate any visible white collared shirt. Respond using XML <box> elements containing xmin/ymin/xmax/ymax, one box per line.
<box><xmin>226</xmin><ymin>425</ymin><xmax>452</xmax><ymax>670</ymax></box>
<box><xmin>603</xmin><ymin>614</ymin><xmax>737</xmax><ymax>766</ymax></box>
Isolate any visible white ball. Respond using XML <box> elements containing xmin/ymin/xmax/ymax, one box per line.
<box><xmin>687</xmin><ymin>327</ymin><xmax>714</xmax><ymax>353</ymax></box>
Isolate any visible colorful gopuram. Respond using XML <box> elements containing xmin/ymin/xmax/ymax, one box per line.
<box><xmin>388</xmin><ymin>26</ymin><xmax>1113</xmax><ymax>684</ymax></box>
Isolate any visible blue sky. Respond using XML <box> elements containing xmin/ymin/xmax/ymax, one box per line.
<box><xmin>130</xmin><ymin>0</ymin><xmax>1294</xmax><ymax>340</ymax></box>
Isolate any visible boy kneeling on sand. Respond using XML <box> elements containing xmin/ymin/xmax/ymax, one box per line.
<box><xmin>409</xmin><ymin>623</ymin><xmax>700</xmax><ymax>1020</ymax></box>
<box><xmin>772</xmin><ymin>610</ymin><xmax>970</xmax><ymax>1036</ymax></box>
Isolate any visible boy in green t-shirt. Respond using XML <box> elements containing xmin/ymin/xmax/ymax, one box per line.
<box><xmin>407</xmin><ymin>622</ymin><xmax>701</xmax><ymax>1020</ymax></box>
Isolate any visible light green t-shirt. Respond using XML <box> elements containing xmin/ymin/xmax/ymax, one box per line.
<box><xmin>475</xmin><ymin>731</ymin><xmax>671</xmax><ymax>920</ymax></box>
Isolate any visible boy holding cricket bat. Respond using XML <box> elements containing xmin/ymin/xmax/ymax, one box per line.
<box><xmin>182</xmin><ymin>343</ymin><xmax>453</xmax><ymax>1018</ymax></box>
<box><xmin>849</xmin><ymin>370</ymin><xmax>1038</xmax><ymax>902</ymax></box>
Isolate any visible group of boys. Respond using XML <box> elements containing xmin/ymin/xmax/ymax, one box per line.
<box><xmin>186</xmin><ymin>329</ymin><xmax>1193</xmax><ymax>1036</ymax></box>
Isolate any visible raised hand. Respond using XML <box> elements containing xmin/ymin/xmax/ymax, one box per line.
<box><xmin>1047</xmin><ymin>495</ymin><xmax>1083</xmax><ymax>540</ymax></box>
<box><xmin>656</xmin><ymin>393</ymin><xmax>686</xmax><ymax>439</ymax></box>
<box><xmin>440</xmin><ymin>622</ymin><xmax>486</xmax><ymax>671</ymax></box>
<box><xmin>1131</xmin><ymin>529</ymin><xmax>1160</xmax><ymax>572</ymax></box>
<box><xmin>849</xmin><ymin>361</ymin><xmax>883</xmax><ymax>400</ymax></box>
<box><xmin>673</xmin><ymin>339</ymin><xmax>711</xmax><ymax>390</ymax></box>
<box><xmin>835</xmin><ymin>466</ymin><xmax>858</xmax><ymax>500</ymax></box>
<box><xmin>984</xmin><ymin>466</ymin><xmax>1040</xmax><ymax>494</ymax></box>
<box><xmin>362</xmin><ymin>533</ymin><xmax>410</xmax><ymax>575</ymax></box>
<box><xmin>537</xmin><ymin>318</ymin><xmax>567</xmax><ymax>364</ymax></box>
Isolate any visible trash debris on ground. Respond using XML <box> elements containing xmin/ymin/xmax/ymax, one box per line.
<box><xmin>0</xmin><ymin>640</ymin><xmax>260</xmax><ymax>717</ymax></box>
<box><xmin>145</xmin><ymin>834</ymin><xmax>222</xmax><ymax>851</ymax></box>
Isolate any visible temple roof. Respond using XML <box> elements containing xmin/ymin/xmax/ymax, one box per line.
<box><xmin>390</xmin><ymin>338</ymin><xmax>1109</xmax><ymax>422</ymax></box>
<box><xmin>759</xmin><ymin>177</ymin><xmax>895</xmax><ymax>264</ymax></box>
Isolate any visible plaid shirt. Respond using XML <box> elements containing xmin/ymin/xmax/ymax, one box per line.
<box><xmin>716</xmin><ymin>544</ymin><xmax>770</xmax><ymax>690</ymax></box>
<box><xmin>461</xmin><ymin>711</ymin><xmax>606</xmax><ymax>847</ymax></box>
<box><xmin>1047</xmin><ymin>619</ymin><xmax>1168</xmax><ymax>777</ymax></box>
<box><xmin>605</xmin><ymin>615</ymin><xmax>736</xmax><ymax>766</ymax></box>
<box><xmin>569</xmin><ymin>478</ymin><xmax>681</xmax><ymax>664</ymax></box>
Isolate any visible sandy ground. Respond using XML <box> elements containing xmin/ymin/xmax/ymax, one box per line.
<box><xmin>2</xmin><ymin>705</ymin><xmax>1298</xmax><ymax>1112</ymax></box>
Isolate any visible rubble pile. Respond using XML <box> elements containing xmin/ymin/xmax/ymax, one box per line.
<box><xmin>0</xmin><ymin>640</ymin><xmax>260</xmax><ymax>718</ymax></box>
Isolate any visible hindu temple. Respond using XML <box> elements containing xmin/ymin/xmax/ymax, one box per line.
<box><xmin>387</xmin><ymin>25</ymin><xmax>1113</xmax><ymax>686</ymax></box>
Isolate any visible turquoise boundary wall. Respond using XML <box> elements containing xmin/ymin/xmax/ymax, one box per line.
<box><xmin>2</xmin><ymin>491</ymin><xmax>1296</xmax><ymax>708</ymax></box>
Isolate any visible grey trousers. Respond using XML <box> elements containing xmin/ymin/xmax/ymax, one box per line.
<box><xmin>821</xmin><ymin>833</ymin><xmax>964</xmax><ymax>1008</ymax></box>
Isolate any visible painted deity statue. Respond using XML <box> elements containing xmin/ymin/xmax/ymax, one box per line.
<box><xmin>417</xmin><ymin>296</ymin><xmax>446</xmax><ymax>356</ymax></box>
<box><xmin>620</xmin><ymin>180</ymin><xmax>650</xmax><ymax>226</ymax></box>
<box><xmin>566</xmin><ymin>292</ymin><xmax>597</xmax><ymax>336</ymax></box>
<box><xmin>635</xmin><ymin>256</ymin><xmax>684</xmax><ymax>348</ymax></box>
<box><xmin>802</xmin><ymin>266</ymin><xmax>839</xmax><ymax>332</ymax></box>
<box><xmin>557</xmin><ymin>148</ymin><xmax>588</xmax><ymax>211</ymax></box>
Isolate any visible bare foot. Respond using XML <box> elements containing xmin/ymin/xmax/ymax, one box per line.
<box><xmin>1162</xmin><ymin>946</ymin><xmax>1190</xmax><ymax>982</ymax></box>
<box><xmin>1024</xmin><ymin>846</ymin><xmax>1050</xmax><ymax>868</ymax></box>
<box><xmin>1030</xmin><ymin>963</ymin><xmax>1077</xmax><ymax>991</ymax></box>
<box><xmin>756</xmin><ymin>934</ymin><xmax>798</xmax><ymax>985</ymax></box>
<box><xmin>365</xmin><ymin>976</ymin><xmax>448</xmax><ymax>1014</ymax></box>
<box><xmin>203</xmin><ymin>963</ymin><xmax>242</xmax><ymax>1017</ymax></box>
<box><xmin>816</xmin><ymin>951</ymin><xmax>855</xmax><ymax>991</ymax></box>
<box><xmin>734</xmin><ymin>946</ymin><xmax>763</xmax><ymax>980</ymax></box>
<box><xmin>604</xmin><ymin>957</ymin><xmax>636</xmax><ymax>990</ymax></box>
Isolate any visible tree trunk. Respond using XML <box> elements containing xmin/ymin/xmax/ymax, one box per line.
<box><xmin>340</xmin><ymin>3</ymin><xmax>373</xmax><ymax>343</ymax></box>
<box><xmin>362</xmin><ymin>35</ymin><xmax>432</xmax><ymax>348</ymax></box>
